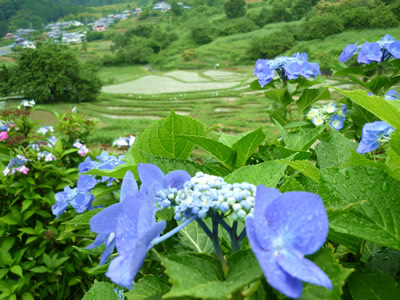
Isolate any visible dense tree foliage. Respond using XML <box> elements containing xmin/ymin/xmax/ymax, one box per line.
<box><xmin>0</xmin><ymin>43</ymin><xmax>102</xmax><ymax>103</ymax></box>
<box><xmin>224</xmin><ymin>0</ymin><xmax>246</xmax><ymax>19</ymax></box>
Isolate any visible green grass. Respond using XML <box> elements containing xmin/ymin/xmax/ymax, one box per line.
<box><xmin>99</xmin><ymin>65</ymin><xmax>151</xmax><ymax>84</ymax></box>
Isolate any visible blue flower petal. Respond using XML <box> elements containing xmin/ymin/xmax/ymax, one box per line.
<box><xmin>163</xmin><ymin>170</ymin><xmax>191</xmax><ymax>189</ymax></box>
<box><xmin>90</xmin><ymin>203</ymin><xmax>121</xmax><ymax>233</ymax></box>
<box><xmin>277</xmin><ymin>248</ymin><xmax>332</xmax><ymax>289</ymax></box>
<box><xmin>138</xmin><ymin>163</ymin><xmax>164</xmax><ymax>192</ymax></box>
<box><xmin>265</xmin><ymin>191</ymin><xmax>329</xmax><ymax>255</ymax></box>
<box><xmin>246</xmin><ymin>217</ymin><xmax>303</xmax><ymax>298</ymax></box>
<box><xmin>120</xmin><ymin>171</ymin><xmax>138</xmax><ymax>203</ymax></box>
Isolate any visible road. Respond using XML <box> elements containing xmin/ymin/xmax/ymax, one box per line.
<box><xmin>0</xmin><ymin>45</ymin><xmax>13</xmax><ymax>56</ymax></box>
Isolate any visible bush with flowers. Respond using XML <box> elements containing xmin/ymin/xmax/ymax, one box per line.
<box><xmin>3</xmin><ymin>34</ymin><xmax>400</xmax><ymax>300</ymax></box>
<box><xmin>0</xmin><ymin>102</ymin><xmax>114</xmax><ymax>299</ymax></box>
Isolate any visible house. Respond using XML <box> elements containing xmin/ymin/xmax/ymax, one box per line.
<box><xmin>133</xmin><ymin>8</ymin><xmax>142</xmax><ymax>15</ymax></box>
<box><xmin>152</xmin><ymin>2</ymin><xmax>171</xmax><ymax>12</ymax></box>
<box><xmin>62</xmin><ymin>32</ymin><xmax>84</xmax><ymax>44</ymax></box>
<box><xmin>4</xmin><ymin>33</ymin><xmax>16</xmax><ymax>39</ymax></box>
<box><xmin>93</xmin><ymin>24</ymin><xmax>106</xmax><ymax>32</ymax></box>
<box><xmin>16</xmin><ymin>29</ymin><xmax>35</xmax><ymax>37</ymax></box>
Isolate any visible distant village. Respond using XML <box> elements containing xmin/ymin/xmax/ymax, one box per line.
<box><xmin>3</xmin><ymin>2</ymin><xmax>191</xmax><ymax>49</ymax></box>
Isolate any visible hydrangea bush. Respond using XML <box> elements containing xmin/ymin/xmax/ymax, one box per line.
<box><xmin>2</xmin><ymin>34</ymin><xmax>400</xmax><ymax>300</ymax></box>
<box><xmin>60</xmin><ymin>41</ymin><xmax>400</xmax><ymax>299</ymax></box>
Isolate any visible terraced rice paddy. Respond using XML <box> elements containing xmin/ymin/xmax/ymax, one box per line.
<box><xmin>6</xmin><ymin>69</ymin><xmax>353</xmax><ymax>145</ymax></box>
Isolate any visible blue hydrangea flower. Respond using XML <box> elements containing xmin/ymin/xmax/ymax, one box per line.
<box><xmin>52</xmin><ymin>186</ymin><xmax>94</xmax><ymax>218</ymax></box>
<box><xmin>77</xmin><ymin>175</ymin><xmax>98</xmax><ymax>193</ymax></box>
<box><xmin>106</xmin><ymin>171</ymin><xmax>166</xmax><ymax>289</ymax></box>
<box><xmin>357</xmin><ymin>42</ymin><xmax>383</xmax><ymax>64</ymax></box>
<box><xmin>387</xmin><ymin>40</ymin><xmax>400</xmax><ymax>59</ymax></box>
<box><xmin>357</xmin><ymin>121</ymin><xmax>394</xmax><ymax>153</ymax></box>
<box><xmin>38</xmin><ymin>126</ymin><xmax>54</xmax><ymax>135</ymax></box>
<box><xmin>138</xmin><ymin>163</ymin><xmax>191</xmax><ymax>197</ymax></box>
<box><xmin>329</xmin><ymin>115</ymin><xmax>344</xmax><ymax>131</ymax></box>
<box><xmin>338</xmin><ymin>42</ymin><xmax>358</xmax><ymax>63</ymax></box>
<box><xmin>385</xmin><ymin>89</ymin><xmax>400</xmax><ymax>101</ymax></box>
<box><xmin>86</xmin><ymin>170</ymin><xmax>139</xmax><ymax>265</ymax></box>
<box><xmin>254</xmin><ymin>53</ymin><xmax>321</xmax><ymax>86</ymax></box>
<box><xmin>254</xmin><ymin>59</ymin><xmax>275</xmax><ymax>88</ymax></box>
<box><xmin>246</xmin><ymin>185</ymin><xmax>332</xmax><ymax>298</ymax></box>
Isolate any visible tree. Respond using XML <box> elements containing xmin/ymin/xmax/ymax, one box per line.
<box><xmin>224</xmin><ymin>0</ymin><xmax>246</xmax><ymax>19</ymax></box>
<box><xmin>1</xmin><ymin>43</ymin><xmax>101</xmax><ymax>103</ymax></box>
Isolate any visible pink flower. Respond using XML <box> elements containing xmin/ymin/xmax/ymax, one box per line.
<box><xmin>0</xmin><ymin>131</ymin><xmax>8</xmax><ymax>141</ymax></box>
<box><xmin>78</xmin><ymin>145</ymin><xmax>89</xmax><ymax>157</ymax></box>
<box><xmin>16</xmin><ymin>166</ymin><xmax>29</xmax><ymax>175</ymax></box>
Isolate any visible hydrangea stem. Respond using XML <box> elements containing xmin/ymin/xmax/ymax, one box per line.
<box><xmin>196</xmin><ymin>218</ymin><xmax>229</xmax><ymax>276</ymax></box>
<box><xmin>151</xmin><ymin>215</ymin><xmax>197</xmax><ymax>246</ymax></box>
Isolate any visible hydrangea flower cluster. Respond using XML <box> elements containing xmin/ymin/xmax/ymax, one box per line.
<box><xmin>306</xmin><ymin>103</ymin><xmax>348</xmax><ymax>130</ymax></box>
<box><xmin>37</xmin><ymin>151</ymin><xmax>57</xmax><ymax>161</ymax></box>
<box><xmin>339</xmin><ymin>34</ymin><xmax>400</xmax><ymax>64</ymax></box>
<box><xmin>73</xmin><ymin>140</ymin><xmax>89</xmax><ymax>156</ymax></box>
<box><xmin>0</xmin><ymin>131</ymin><xmax>8</xmax><ymax>141</ymax></box>
<box><xmin>3</xmin><ymin>155</ymin><xmax>29</xmax><ymax>176</ymax></box>
<box><xmin>86</xmin><ymin>163</ymin><xmax>331</xmax><ymax>297</ymax></box>
<box><xmin>52</xmin><ymin>185</ymin><xmax>95</xmax><ymax>219</ymax></box>
<box><xmin>0</xmin><ymin>122</ymin><xmax>11</xmax><ymax>141</ymax></box>
<box><xmin>156</xmin><ymin>172</ymin><xmax>256</xmax><ymax>221</ymax></box>
<box><xmin>357</xmin><ymin>121</ymin><xmax>394</xmax><ymax>153</ymax></box>
<box><xmin>112</xmin><ymin>136</ymin><xmax>135</xmax><ymax>148</ymax></box>
<box><xmin>79</xmin><ymin>151</ymin><xmax>125</xmax><ymax>186</ymax></box>
<box><xmin>254</xmin><ymin>53</ymin><xmax>321</xmax><ymax>87</ymax></box>
<box><xmin>37</xmin><ymin>126</ymin><xmax>54</xmax><ymax>135</ymax></box>
<box><xmin>18</xmin><ymin>99</ymin><xmax>35</xmax><ymax>108</ymax></box>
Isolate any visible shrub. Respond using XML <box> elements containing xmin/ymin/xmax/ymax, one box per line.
<box><xmin>215</xmin><ymin>17</ymin><xmax>259</xmax><ymax>36</ymax></box>
<box><xmin>191</xmin><ymin>25</ymin><xmax>213</xmax><ymax>45</ymax></box>
<box><xmin>299</xmin><ymin>14</ymin><xmax>345</xmax><ymax>40</ymax></box>
<box><xmin>0</xmin><ymin>104</ymin><xmax>100</xmax><ymax>299</ymax></box>
<box><xmin>247</xmin><ymin>31</ymin><xmax>296</xmax><ymax>59</ymax></box>
<box><xmin>85</xmin><ymin>31</ymin><xmax>104</xmax><ymax>41</ymax></box>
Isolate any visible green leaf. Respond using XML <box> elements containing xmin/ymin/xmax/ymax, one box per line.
<box><xmin>347</xmin><ymin>268</ymin><xmax>400</xmax><ymax>300</ymax></box>
<box><xmin>333</xmin><ymin>66</ymin><xmax>365</xmax><ymax>76</ymax></box>
<box><xmin>386</xmin><ymin>148</ymin><xmax>400</xmax><ymax>181</ymax></box>
<box><xmin>21</xmin><ymin>200</ymin><xmax>32</xmax><ymax>213</ymax></box>
<box><xmin>264</xmin><ymin>88</ymin><xmax>293</xmax><ymax>106</ymax></box>
<box><xmin>0</xmin><ymin>209</ymin><xmax>22</xmax><ymax>225</ymax></box>
<box><xmin>276</xmin><ymin>160</ymin><xmax>320</xmax><ymax>182</ymax></box>
<box><xmin>18</xmin><ymin>228</ymin><xmax>37</xmax><ymax>235</ymax></box>
<box><xmin>259</xmin><ymin>145</ymin><xmax>311</xmax><ymax>161</ymax></box>
<box><xmin>21</xmin><ymin>292</ymin><xmax>34</xmax><ymax>300</ymax></box>
<box><xmin>177</xmin><ymin>220</ymin><xmax>215</xmax><ymax>255</ymax></box>
<box><xmin>162</xmin><ymin>250</ymin><xmax>263</xmax><ymax>299</ymax></box>
<box><xmin>85</xmin><ymin>163</ymin><xmax>136</xmax><ymax>180</ymax></box>
<box><xmin>54</xmin><ymin>138</ymin><xmax>63</xmax><ymax>154</ymax></box>
<box><xmin>0</xmin><ymin>249</ymin><xmax>12</xmax><ymax>266</ymax></box>
<box><xmin>341</xmin><ymin>150</ymin><xmax>384</xmax><ymax>169</ymax></box>
<box><xmin>82</xmin><ymin>280</ymin><xmax>118</xmax><ymax>300</ymax></box>
<box><xmin>0</xmin><ymin>269</ymin><xmax>8</xmax><ymax>280</ymax></box>
<box><xmin>29</xmin><ymin>266</ymin><xmax>50</xmax><ymax>273</ymax></box>
<box><xmin>275</xmin><ymin>121</ymin><xmax>326</xmax><ymax>151</ymax></box>
<box><xmin>124</xmin><ymin>276</ymin><xmax>170</xmax><ymax>300</ymax></box>
<box><xmin>10</xmin><ymin>266</ymin><xmax>23</xmax><ymax>278</ymax></box>
<box><xmin>178</xmin><ymin>135</ymin><xmax>236</xmax><ymax>170</ymax></box>
<box><xmin>143</xmin><ymin>153</ymin><xmax>229</xmax><ymax>177</ymax></box>
<box><xmin>225</xmin><ymin>161</ymin><xmax>287</xmax><ymax>188</ymax></box>
<box><xmin>319</xmin><ymin>167</ymin><xmax>400</xmax><ymax>250</ymax></box>
<box><xmin>62</xmin><ymin>208</ymin><xmax>102</xmax><ymax>231</ymax></box>
<box><xmin>390</xmin><ymin>130</ymin><xmax>400</xmax><ymax>155</ymax></box>
<box><xmin>333</xmin><ymin>88</ymin><xmax>400</xmax><ymax>129</ymax></box>
<box><xmin>366</xmin><ymin>247</ymin><xmax>400</xmax><ymax>278</ymax></box>
<box><xmin>315</xmin><ymin>131</ymin><xmax>358</xmax><ymax>168</ymax></box>
<box><xmin>296</xmin><ymin>87</ymin><xmax>330</xmax><ymax>116</ymax></box>
<box><xmin>300</xmin><ymin>246</ymin><xmax>353</xmax><ymax>300</ymax></box>
<box><xmin>219</xmin><ymin>133</ymin><xmax>240</xmax><ymax>147</ymax></box>
<box><xmin>231</xmin><ymin>128</ymin><xmax>265</xmax><ymax>168</ymax></box>
<box><xmin>1</xmin><ymin>238</ymin><xmax>15</xmax><ymax>252</ymax></box>
<box><xmin>126</xmin><ymin>111</ymin><xmax>205</xmax><ymax>163</ymax></box>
